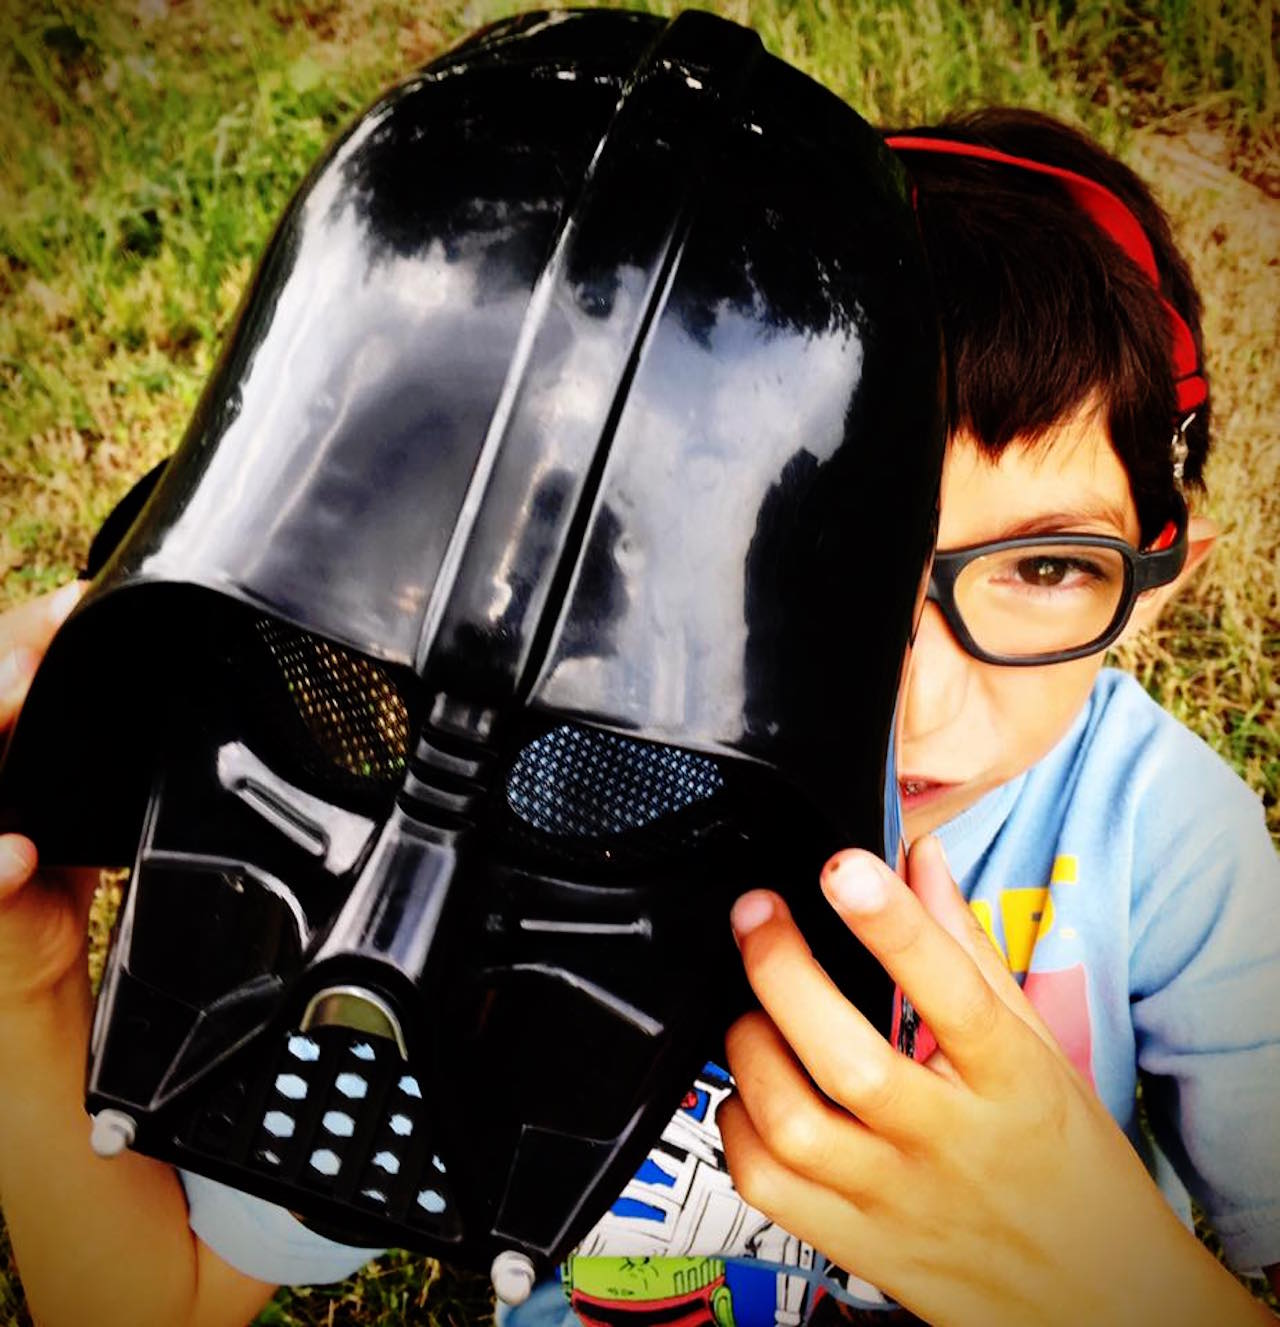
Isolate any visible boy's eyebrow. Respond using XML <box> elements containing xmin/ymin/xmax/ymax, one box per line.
<box><xmin>988</xmin><ymin>502</ymin><xmax>1133</xmax><ymax>539</ymax></box>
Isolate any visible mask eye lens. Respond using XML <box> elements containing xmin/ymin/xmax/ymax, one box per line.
<box><xmin>256</xmin><ymin>620</ymin><xmax>412</xmax><ymax>787</ymax></box>
<box><xmin>505</xmin><ymin>724</ymin><xmax>725</xmax><ymax>866</ymax></box>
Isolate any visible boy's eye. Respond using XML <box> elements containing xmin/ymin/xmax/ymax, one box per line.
<box><xmin>1012</xmin><ymin>555</ymin><xmax>1099</xmax><ymax>588</ymax></box>
<box><xmin>974</xmin><ymin>546</ymin><xmax>1119</xmax><ymax>597</ymax></box>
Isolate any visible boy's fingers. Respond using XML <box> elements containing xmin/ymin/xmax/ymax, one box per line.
<box><xmin>0</xmin><ymin>647</ymin><xmax>39</xmax><ymax>729</ymax></box>
<box><xmin>906</xmin><ymin>837</ymin><xmax>1060</xmax><ymax>1051</ymax></box>
<box><xmin>0</xmin><ymin>835</ymin><xmax>38</xmax><ymax>900</ymax></box>
<box><xmin>906</xmin><ymin>837</ymin><xmax>1007</xmax><ymax>978</ymax></box>
<box><xmin>0</xmin><ymin>582</ymin><xmax>84</xmax><ymax>655</ymax></box>
<box><xmin>717</xmin><ymin>1091</ymin><xmax>879</xmax><ymax>1262</ymax></box>
<box><xmin>820</xmin><ymin>849</ymin><xmax>1022</xmax><ymax>1093</ymax></box>
<box><xmin>922</xmin><ymin>1048</ymin><xmax>962</xmax><ymax>1085</ymax></box>
<box><xmin>724</xmin><ymin>1009</ymin><xmax>896</xmax><ymax>1190</ymax></box>
<box><xmin>730</xmin><ymin>890</ymin><xmax>945</xmax><ymax>1135</ymax></box>
<box><xmin>44</xmin><ymin>866</ymin><xmax>105</xmax><ymax>934</ymax></box>
<box><xmin>0</xmin><ymin>583</ymin><xmax>83</xmax><ymax>728</ymax></box>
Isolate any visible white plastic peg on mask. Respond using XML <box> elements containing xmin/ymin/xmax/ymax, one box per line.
<box><xmin>491</xmin><ymin>1250</ymin><xmax>537</xmax><ymax>1305</ymax></box>
<box><xmin>89</xmin><ymin>1109</ymin><xmax>136</xmax><ymax>1158</ymax></box>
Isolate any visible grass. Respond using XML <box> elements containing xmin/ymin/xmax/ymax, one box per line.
<box><xmin>1</xmin><ymin>0</ymin><xmax>1277</xmax><ymax>1324</ymax></box>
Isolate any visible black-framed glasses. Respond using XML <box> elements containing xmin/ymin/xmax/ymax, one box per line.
<box><xmin>926</xmin><ymin>521</ymin><xmax>1188</xmax><ymax>666</ymax></box>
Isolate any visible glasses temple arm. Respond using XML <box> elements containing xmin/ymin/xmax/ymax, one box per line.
<box><xmin>1133</xmin><ymin>523</ymin><xmax>1188</xmax><ymax>592</ymax></box>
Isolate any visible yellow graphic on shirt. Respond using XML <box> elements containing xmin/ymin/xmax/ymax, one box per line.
<box><xmin>1000</xmin><ymin>889</ymin><xmax>1055</xmax><ymax>973</ymax></box>
<box><xmin>968</xmin><ymin>856</ymin><xmax>1077</xmax><ymax>974</ymax></box>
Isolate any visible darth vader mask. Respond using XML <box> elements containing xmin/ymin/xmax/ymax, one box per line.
<box><xmin>1</xmin><ymin>8</ymin><xmax>943</xmax><ymax>1278</ymax></box>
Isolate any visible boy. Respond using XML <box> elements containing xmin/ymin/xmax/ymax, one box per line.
<box><xmin>0</xmin><ymin>109</ymin><xmax>1276</xmax><ymax>1327</ymax></box>
<box><xmin>525</xmin><ymin>109</ymin><xmax>1279</xmax><ymax>1327</ymax></box>
<box><xmin>714</xmin><ymin>110</ymin><xmax>1280</xmax><ymax>1322</ymax></box>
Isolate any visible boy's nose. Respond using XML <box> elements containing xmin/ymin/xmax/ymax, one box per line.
<box><xmin>901</xmin><ymin>601</ymin><xmax>973</xmax><ymax>742</ymax></box>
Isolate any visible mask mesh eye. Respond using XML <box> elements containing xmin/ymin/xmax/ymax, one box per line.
<box><xmin>256</xmin><ymin>620</ymin><xmax>410</xmax><ymax>784</ymax></box>
<box><xmin>506</xmin><ymin>725</ymin><xmax>723</xmax><ymax>840</ymax></box>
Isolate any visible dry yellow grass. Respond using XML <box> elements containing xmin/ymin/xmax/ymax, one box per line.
<box><xmin>1110</xmin><ymin>121</ymin><xmax>1279</xmax><ymax>830</ymax></box>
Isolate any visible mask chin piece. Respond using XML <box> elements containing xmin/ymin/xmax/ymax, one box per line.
<box><xmin>299</xmin><ymin>986</ymin><xmax>408</xmax><ymax>1060</ymax></box>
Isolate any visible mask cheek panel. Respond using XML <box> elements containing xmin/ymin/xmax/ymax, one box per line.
<box><xmin>126</xmin><ymin>861</ymin><xmax>306</xmax><ymax>1005</ymax></box>
<box><xmin>87</xmin><ymin>608</ymin><xmax>414</xmax><ymax>1117</ymax></box>
<box><xmin>476</xmin><ymin>967</ymin><xmax>662</xmax><ymax>1137</ymax></box>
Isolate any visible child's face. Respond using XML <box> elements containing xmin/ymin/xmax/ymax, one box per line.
<box><xmin>898</xmin><ymin>405</ymin><xmax>1142</xmax><ymax>841</ymax></box>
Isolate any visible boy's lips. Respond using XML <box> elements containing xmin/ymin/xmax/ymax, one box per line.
<box><xmin>897</xmin><ymin>775</ymin><xmax>960</xmax><ymax>809</ymax></box>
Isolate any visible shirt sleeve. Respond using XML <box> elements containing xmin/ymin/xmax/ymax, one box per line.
<box><xmin>1129</xmin><ymin>776</ymin><xmax>1280</xmax><ymax>1273</ymax></box>
<box><xmin>181</xmin><ymin>1170</ymin><xmax>386</xmax><ymax>1286</ymax></box>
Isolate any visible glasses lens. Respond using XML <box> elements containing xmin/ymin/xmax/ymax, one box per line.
<box><xmin>953</xmin><ymin>543</ymin><xmax>1129</xmax><ymax>659</ymax></box>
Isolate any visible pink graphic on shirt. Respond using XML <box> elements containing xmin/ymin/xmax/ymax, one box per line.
<box><xmin>892</xmin><ymin>966</ymin><xmax>1093</xmax><ymax>1087</ymax></box>
<box><xmin>1022</xmin><ymin>965</ymin><xmax>1094</xmax><ymax>1086</ymax></box>
<box><xmin>892</xmin><ymin>855</ymin><xmax>1094</xmax><ymax>1086</ymax></box>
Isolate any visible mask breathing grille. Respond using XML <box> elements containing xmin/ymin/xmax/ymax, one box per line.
<box><xmin>506</xmin><ymin>724</ymin><xmax>724</xmax><ymax>842</ymax></box>
<box><xmin>256</xmin><ymin>620</ymin><xmax>411</xmax><ymax>785</ymax></box>
<box><xmin>182</xmin><ymin>1028</ymin><xmax>458</xmax><ymax>1238</ymax></box>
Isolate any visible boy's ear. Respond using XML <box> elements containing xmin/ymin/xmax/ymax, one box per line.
<box><xmin>1180</xmin><ymin>513</ymin><xmax>1220</xmax><ymax>577</ymax></box>
<box><xmin>1122</xmin><ymin>513</ymin><xmax>1219</xmax><ymax>637</ymax></box>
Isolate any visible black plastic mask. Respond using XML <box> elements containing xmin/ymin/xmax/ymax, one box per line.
<box><xmin>0</xmin><ymin>9</ymin><xmax>944</xmax><ymax>1278</ymax></box>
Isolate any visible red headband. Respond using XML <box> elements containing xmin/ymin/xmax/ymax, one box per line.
<box><xmin>885</xmin><ymin>136</ymin><xmax>1207</xmax><ymax>415</ymax></box>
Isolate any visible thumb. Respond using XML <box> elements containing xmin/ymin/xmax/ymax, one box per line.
<box><xmin>0</xmin><ymin>646</ymin><xmax>39</xmax><ymax>731</ymax></box>
<box><xmin>5</xmin><ymin>581</ymin><xmax>84</xmax><ymax>655</ymax></box>
<box><xmin>907</xmin><ymin>834</ymin><xmax>1057</xmax><ymax>1046</ymax></box>
<box><xmin>0</xmin><ymin>835</ymin><xmax>38</xmax><ymax>902</ymax></box>
<box><xmin>0</xmin><ymin>581</ymin><xmax>85</xmax><ymax>730</ymax></box>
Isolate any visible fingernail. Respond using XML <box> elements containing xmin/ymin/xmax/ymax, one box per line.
<box><xmin>47</xmin><ymin>580</ymin><xmax>85</xmax><ymax>625</ymax></box>
<box><xmin>923</xmin><ymin>834</ymin><xmax>950</xmax><ymax>872</ymax></box>
<box><xmin>823</xmin><ymin>852</ymin><xmax>888</xmax><ymax>914</ymax></box>
<box><xmin>0</xmin><ymin>836</ymin><xmax>36</xmax><ymax>880</ymax></box>
<box><xmin>730</xmin><ymin>890</ymin><xmax>775</xmax><ymax>941</ymax></box>
<box><xmin>0</xmin><ymin>647</ymin><xmax>36</xmax><ymax>696</ymax></box>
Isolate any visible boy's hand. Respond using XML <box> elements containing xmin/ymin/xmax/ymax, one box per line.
<box><xmin>0</xmin><ymin>582</ymin><xmax>98</xmax><ymax>1009</ymax></box>
<box><xmin>719</xmin><ymin>839</ymin><xmax>1271</xmax><ymax>1327</ymax></box>
<box><xmin>0</xmin><ymin>581</ymin><xmax>82</xmax><ymax>728</ymax></box>
<box><xmin>0</xmin><ymin>843</ymin><xmax>99</xmax><ymax>1009</ymax></box>
<box><xmin>0</xmin><ymin>581</ymin><xmax>282</xmax><ymax>1327</ymax></box>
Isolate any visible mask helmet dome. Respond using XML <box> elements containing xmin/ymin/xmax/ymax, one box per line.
<box><xmin>1</xmin><ymin>10</ymin><xmax>944</xmax><ymax>1272</ymax></box>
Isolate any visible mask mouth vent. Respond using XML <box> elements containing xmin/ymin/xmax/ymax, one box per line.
<box><xmin>504</xmin><ymin>724</ymin><xmax>726</xmax><ymax>866</ymax></box>
<box><xmin>181</xmin><ymin>1028</ymin><xmax>457</xmax><ymax>1237</ymax></box>
<box><xmin>254</xmin><ymin>619</ymin><xmax>412</xmax><ymax>791</ymax></box>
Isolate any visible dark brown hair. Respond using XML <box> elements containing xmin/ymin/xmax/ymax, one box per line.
<box><xmin>886</xmin><ymin>108</ymin><xmax>1209</xmax><ymax>542</ymax></box>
